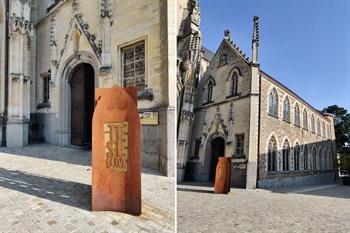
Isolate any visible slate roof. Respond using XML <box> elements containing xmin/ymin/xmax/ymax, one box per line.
<box><xmin>201</xmin><ymin>46</ymin><xmax>215</xmax><ymax>62</ymax></box>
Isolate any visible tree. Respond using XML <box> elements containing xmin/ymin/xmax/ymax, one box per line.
<box><xmin>323</xmin><ymin>105</ymin><xmax>350</xmax><ymax>153</ymax></box>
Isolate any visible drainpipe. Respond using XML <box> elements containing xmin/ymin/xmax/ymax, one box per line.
<box><xmin>1</xmin><ymin>0</ymin><xmax>9</xmax><ymax>147</ymax></box>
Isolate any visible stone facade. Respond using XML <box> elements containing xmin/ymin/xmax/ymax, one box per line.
<box><xmin>177</xmin><ymin>0</ymin><xmax>202</xmax><ymax>181</ymax></box>
<box><xmin>0</xmin><ymin>0</ymin><xmax>176</xmax><ymax>177</ymax></box>
<box><xmin>179</xmin><ymin>12</ymin><xmax>337</xmax><ymax>188</ymax></box>
<box><xmin>258</xmin><ymin>72</ymin><xmax>336</xmax><ymax>188</ymax></box>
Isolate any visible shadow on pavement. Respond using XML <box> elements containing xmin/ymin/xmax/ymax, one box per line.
<box><xmin>177</xmin><ymin>182</ymin><xmax>215</xmax><ymax>194</ymax></box>
<box><xmin>265</xmin><ymin>182</ymin><xmax>350</xmax><ymax>199</ymax></box>
<box><xmin>0</xmin><ymin>144</ymin><xmax>92</xmax><ymax>166</ymax></box>
<box><xmin>0</xmin><ymin>167</ymin><xmax>91</xmax><ymax>210</ymax></box>
<box><xmin>179</xmin><ymin>182</ymin><xmax>214</xmax><ymax>188</ymax></box>
<box><xmin>177</xmin><ymin>187</ymin><xmax>214</xmax><ymax>194</ymax></box>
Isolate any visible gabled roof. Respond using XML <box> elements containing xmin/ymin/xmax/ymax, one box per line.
<box><xmin>223</xmin><ymin>38</ymin><xmax>251</xmax><ymax>64</ymax></box>
<box><xmin>198</xmin><ymin>38</ymin><xmax>251</xmax><ymax>90</ymax></box>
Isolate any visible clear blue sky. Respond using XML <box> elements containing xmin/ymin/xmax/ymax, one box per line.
<box><xmin>200</xmin><ymin>0</ymin><xmax>350</xmax><ymax>112</ymax></box>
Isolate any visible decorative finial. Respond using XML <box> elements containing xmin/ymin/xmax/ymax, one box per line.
<box><xmin>224</xmin><ymin>30</ymin><xmax>231</xmax><ymax>40</ymax></box>
<box><xmin>252</xmin><ymin>16</ymin><xmax>260</xmax><ymax>46</ymax></box>
<box><xmin>252</xmin><ymin>16</ymin><xmax>260</xmax><ymax>64</ymax></box>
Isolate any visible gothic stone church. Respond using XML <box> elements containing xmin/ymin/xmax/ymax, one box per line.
<box><xmin>0</xmin><ymin>0</ymin><xmax>176</xmax><ymax>176</ymax></box>
<box><xmin>178</xmin><ymin>15</ymin><xmax>337</xmax><ymax>188</ymax></box>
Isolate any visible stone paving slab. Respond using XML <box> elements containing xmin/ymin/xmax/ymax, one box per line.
<box><xmin>0</xmin><ymin>144</ymin><xmax>175</xmax><ymax>233</ymax></box>
<box><xmin>178</xmin><ymin>182</ymin><xmax>350</xmax><ymax>233</ymax></box>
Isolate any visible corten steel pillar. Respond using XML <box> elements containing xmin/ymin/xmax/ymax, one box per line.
<box><xmin>214</xmin><ymin>157</ymin><xmax>231</xmax><ymax>194</ymax></box>
<box><xmin>92</xmin><ymin>86</ymin><xmax>141</xmax><ymax>215</ymax></box>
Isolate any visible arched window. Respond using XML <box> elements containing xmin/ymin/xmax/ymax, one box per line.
<box><xmin>267</xmin><ymin>136</ymin><xmax>277</xmax><ymax>172</ymax></box>
<box><xmin>282</xmin><ymin>140</ymin><xmax>290</xmax><ymax>171</ymax></box>
<box><xmin>328</xmin><ymin>150</ymin><xmax>332</xmax><ymax>170</ymax></box>
<box><xmin>268</xmin><ymin>88</ymin><xmax>278</xmax><ymax>117</ymax></box>
<box><xmin>312</xmin><ymin>147</ymin><xmax>317</xmax><ymax>170</ymax></box>
<box><xmin>304</xmin><ymin>145</ymin><xmax>309</xmax><ymax>170</ymax></box>
<box><xmin>294</xmin><ymin>143</ymin><xmax>300</xmax><ymax>171</ymax></box>
<box><xmin>324</xmin><ymin>149</ymin><xmax>327</xmax><ymax>170</ymax></box>
<box><xmin>311</xmin><ymin>115</ymin><xmax>315</xmax><ymax>133</ymax></box>
<box><xmin>294</xmin><ymin>104</ymin><xmax>300</xmax><ymax>126</ymax></box>
<box><xmin>219</xmin><ymin>54</ymin><xmax>228</xmax><ymax>67</ymax></box>
<box><xmin>318</xmin><ymin>148</ymin><xmax>322</xmax><ymax>170</ymax></box>
<box><xmin>303</xmin><ymin>109</ymin><xmax>308</xmax><ymax>130</ymax></box>
<box><xmin>205</xmin><ymin>81</ymin><xmax>213</xmax><ymax>104</ymax></box>
<box><xmin>230</xmin><ymin>72</ymin><xmax>239</xmax><ymax>96</ymax></box>
<box><xmin>283</xmin><ymin>97</ymin><xmax>290</xmax><ymax>122</ymax></box>
<box><xmin>317</xmin><ymin>119</ymin><xmax>321</xmax><ymax>136</ymax></box>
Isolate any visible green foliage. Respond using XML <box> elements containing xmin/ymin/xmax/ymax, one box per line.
<box><xmin>323</xmin><ymin>105</ymin><xmax>350</xmax><ymax>154</ymax></box>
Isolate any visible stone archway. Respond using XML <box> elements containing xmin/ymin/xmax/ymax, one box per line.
<box><xmin>57</xmin><ymin>52</ymin><xmax>99</xmax><ymax>146</ymax></box>
<box><xmin>209</xmin><ymin>137</ymin><xmax>225</xmax><ymax>181</ymax></box>
<box><xmin>70</xmin><ymin>63</ymin><xmax>95</xmax><ymax>146</ymax></box>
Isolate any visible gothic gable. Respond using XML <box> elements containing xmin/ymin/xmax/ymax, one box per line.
<box><xmin>196</xmin><ymin>38</ymin><xmax>252</xmax><ymax>109</ymax></box>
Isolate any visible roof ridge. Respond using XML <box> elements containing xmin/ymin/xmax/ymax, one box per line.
<box><xmin>223</xmin><ymin>30</ymin><xmax>250</xmax><ymax>63</ymax></box>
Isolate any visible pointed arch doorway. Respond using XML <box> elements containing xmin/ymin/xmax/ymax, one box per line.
<box><xmin>70</xmin><ymin>63</ymin><xmax>95</xmax><ymax>146</ymax></box>
<box><xmin>209</xmin><ymin>137</ymin><xmax>225</xmax><ymax>181</ymax></box>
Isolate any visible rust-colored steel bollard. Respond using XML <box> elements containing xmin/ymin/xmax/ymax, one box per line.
<box><xmin>92</xmin><ymin>86</ymin><xmax>141</xmax><ymax>215</ymax></box>
<box><xmin>224</xmin><ymin>157</ymin><xmax>232</xmax><ymax>194</ymax></box>
<box><xmin>214</xmin><ymin>157</ymin><xmax>231</xmax><ymax>194</ymax></box>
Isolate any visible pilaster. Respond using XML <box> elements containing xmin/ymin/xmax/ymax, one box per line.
<box><xmin>7</xmin><ymin>0</ymin><xmax>33</xmax><ymax>147</ymax></box>
<box><xmin>99</xmin><ymin>0</ymin><xmax>112</xmax><ymax>78</ymax></box>
<box><xmin>246</xmin><ymin>16</ymin><xmax>260</xmax><ymax>188</ymax></box>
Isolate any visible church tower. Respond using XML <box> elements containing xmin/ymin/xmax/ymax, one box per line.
<box><xmin>7</xmin><ymin>0</ymin><xmax>33</xmax><ymax>147</ymax></box>
<box><xmin>177</xmin><ymin>0</ymin><xmax>202</xmax><ymax>181</ymax></box>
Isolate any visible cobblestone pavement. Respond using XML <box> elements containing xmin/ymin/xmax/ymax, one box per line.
<box><xmin>178</xmin><ymin>182</ymin><xmax>350</xmax><ymax>233</ymax></box>
<box><xmin>0</xmin><ymin>144</ymin><xmax>175</xmax><ymax>233</ymax></box>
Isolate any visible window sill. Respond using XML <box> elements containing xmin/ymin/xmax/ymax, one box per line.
<box><xmin>268</xmin><ymin>113</ymin><xmax>278</xmax><ymax>119</ymax></box>
<box><xmin>37</xmin><ymin>102</ymin><xmax>51</xmax><ymax>109</ymax></box>
<box><xmin>202</xmin><ymin>101</ymin><xmax>214</xmax><ymax>106</ymax></box>
<box><xmin>137</xmin><ymin>88</ymin><xmax>154</xmax><ymax>101</ymax></box>
<box><xmin>283</xmin><ymin>119</ymin><xmax>291</xmax><ymax>124</ymax></box>
<box><xmin>226</xmin><ymin>93</ymin><xmax>240</xmax><ymax>99</ymax></box>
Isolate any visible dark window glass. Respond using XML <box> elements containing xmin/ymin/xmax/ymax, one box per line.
<box><xmin>294</xmin><ymin>144</ymin><xmax>300</xmax><ymax>171</ymax></box>
<box><xmin>282</xmin><ymin>140</ymin><xmax>290</xmax><ymax>171</ymax></box>
<box><xmin>235</xmin><ymin>134</ymin><xmax>244</xmax><ymax>157</ymax></box>
<box><xmin>268</xmin><ymin>137</ymin><xmax>277</xmax><ymax>172</ymax></box>
<box><xmin>43</xmin><ymin>76</ymin><xmax>50</xmax><ymax>104</ymax></box>
<box><xmin>304</xmin><ymin>146</ymin><xmax>309</xmax><ymax>170</ymax></box>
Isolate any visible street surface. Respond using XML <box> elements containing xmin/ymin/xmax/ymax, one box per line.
<box><xmin>178</xmin><ymin>182</ymin><xmax>350</xmax><ymax>233</ymax></box>
<box><xmin>0</xmin><ymin>144</ymin><xmax>175</xmax><ymax>233</ymax></box>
